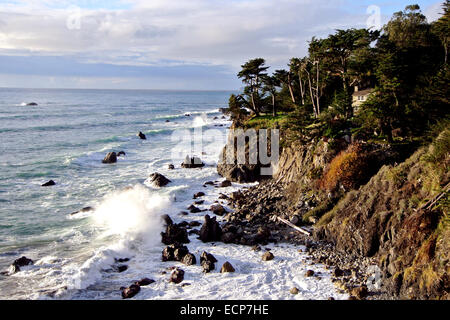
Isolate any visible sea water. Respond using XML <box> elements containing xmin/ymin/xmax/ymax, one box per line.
<box><xmin>0</xmin><ymin>88</ymin><xmax>348</xmax><ymax>300</ymax></box>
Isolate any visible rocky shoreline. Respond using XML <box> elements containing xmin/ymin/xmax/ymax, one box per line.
<box><xmin>4</xmin><ymin>113</ymin><xmax>446</xmax><ymax>300</ymax></box>
<box><xmin>215</xmin><ymin>180</ymin><xmax>382</xmax><ymax>300</ymax></box>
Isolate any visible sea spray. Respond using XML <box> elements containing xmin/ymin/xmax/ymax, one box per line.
<box><xmin>65</xmin><ymin>185</ymin><xmax>170</xmax><ymax>291</ymax></box>
<box><xmin>93</xmin><ymin>184</ymin><xmax>168</xmax><ymax>240</ymax></box>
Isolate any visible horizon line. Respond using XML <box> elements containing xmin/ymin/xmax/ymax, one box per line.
<box><xmin>0</xmin><ymin>86</ymin><xmax>238</xmax><ymax>92</ymax></box>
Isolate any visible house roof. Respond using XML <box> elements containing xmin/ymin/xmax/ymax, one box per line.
<box><xmin>352</xmin><ymin>88</ymin><xmax>374</xmax><ymax>96</ymax></box>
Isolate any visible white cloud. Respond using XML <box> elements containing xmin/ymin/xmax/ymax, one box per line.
<box><xmin>0</xmin><ymin>0</ymin><xmax>369</xmax><ymax>71</ymax></box>
<box><xmin>424</xmin><ymin>1</ymin><xmax>445</xmax><ymax>22</ymax></box>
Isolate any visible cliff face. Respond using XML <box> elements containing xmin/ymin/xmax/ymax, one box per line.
<box><xmin>217</xmin><ymin>121</ymin><xmax>449</xmax><ymax>299</ymax></box>
<box><xmin>314</xmin><ymin>141</ymin><xmax>449</xmax><ymax>299</ymax></box>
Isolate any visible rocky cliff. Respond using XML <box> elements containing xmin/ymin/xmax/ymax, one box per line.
<box><xmin>217</xmin><ymin>121</ymin><xmax>449</xmax><ymax>299</ymax></box>
<box><xmin>314</xmin><ymin>135</ymin><xmax>449</xmax><ymax>299</ymax></box>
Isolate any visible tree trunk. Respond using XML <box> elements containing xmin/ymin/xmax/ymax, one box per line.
<box><xmin>250</xmin><ymin>91</ymin><xmax>259</xmax><ymax>116</ymax></box>
<box><xmin>315</xmin><ymin>60</ymin><xmax>320</xmax><ymax>116</ymax></box>
<box><xmin>298</xmin><ymin>72</ymin><xmax>305</xmax><ymax>105</ymax></box>
<box><xmin>272</xmin><ymin>93</ymin><xmax>276</xmax><ymax>117</ymax></box>
<box><xmin>287</xmin><ymin>73</ymin><xmax>296</xmax><ymax>104</ymax></box>
<box><xmin>306</xmin><ymin>70</ymin><xmax>317</xmax><ymax>118</ymax></box>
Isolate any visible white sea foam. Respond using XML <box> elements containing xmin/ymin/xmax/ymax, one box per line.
<box><xmin>60</xmin><ymin>185</ymin><xmax>170</xmax><ymax>292</ymax></box>
<box><xmin>92</xmin><ymin>184</ymin><xmax>167</xmax><ymax>241</ymax></box>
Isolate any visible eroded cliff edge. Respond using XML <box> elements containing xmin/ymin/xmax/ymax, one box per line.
<box><xmin>218</xmin><ymin>124</ymin><xmax>449</xmax><ymax>299</ymax></box>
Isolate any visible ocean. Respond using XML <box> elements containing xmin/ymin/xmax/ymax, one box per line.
<box><xmin>0</xmin><ymin>88</ymin><xmax>347</xmax><ymax>300</ymax></box>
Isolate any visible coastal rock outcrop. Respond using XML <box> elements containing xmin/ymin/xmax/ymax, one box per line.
<box><xmin>170</xmin><ymin>268</ymin><xmax>185</xmax><ymax>284</ymax></box>
<box><xmin>217</xmin><ymin>163</ymin><xmax>261</xmax><ymax>183</ymax></box>
<box><xmin>220</xmin><ymin>261</ymin><xmax>235</xmax><ymax>273</ymax></box>
<box><xmin>135</xmin><ymin>278</ymin><xmax>155</xmax><ymax>286</ymax></box>
<box><xmin>200</xmin><ymin>251</ymin><xmax>217</xmax><ymax>273</ymax></box>
<box><xmin>181</xmin><ymin>156</ymin><xmax>205</xmax><ymax>168</ymax></box>
<box><xmin>70</xmin><ymin>206</ymin><xmax>94</xmax><ymax>215</ymax></box>
<box><xmin>193</xmin><ymin>192</ymin><xmax>205</xmax><ymax>199</ymax></box>
<box><xmin>161</xmin><ymin>223</ymin><xmax>190</xmax><ymax>245</ymax></box>
<box><xmin>161</xmin><ymin>214</ymin><xmax>173</xmax><ymax>226</ymax></box>
<box><xmin>9</xmin><ymin>256</ymin><xmax>34</xmax><ymax>273</ymax></box>
<box><xmin>41</xmin><ymin>180</ymin><xmax>56</xmax><ymax>187</ymax></box>
<box><xmin>122</xmin><ymin>284</ymin><xmax>140</xmax><ymax>299</ymax></box>
<box><xmin>199</xmin><ymin>215</ymin><xmax>222</xmax><ymax>242</ymax></box>
<box><xmin>219</xmin><ymin>180</ymin><xmax>232</xmax><ymax>187</ymax></box>
<box><xmin>137</xmin><ymin>131</ymin><xmax>146</xmax><ymax>140</ymax></box>
<box><xmin>149</xmin><ymin>172</ymin><xmax>171</xmax><ymax>187</ymax></box>
<box><xmin>182</xmin><ymin>253</ymin><xmax>197</xmax><ymax>266</ymax></box>
<box><xmin>187</xmin><ymin>204</ymin><xmax>201</xmax><ymax>213</ymax></box>
<box><xmin>210</xmin><ymin>204</ymin><xmax>227</xmax><ymax>216</ymax></box>
<box><xmin>162</xmin><ymin>243</ymin><xmax>189</xmax><ymax>262</ymax></box>
<box><xmin>262</xmin><ymin>251</ymin><xmax>274</xmax><ymax>261</ymax></box>
<box><xmin>102</xmin><ymin>152</ymin><xmax>117</xmax><ymax>164</ymax></box>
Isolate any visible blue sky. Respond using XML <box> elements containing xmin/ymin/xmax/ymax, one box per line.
<box><xmin>0</xmin><ymin>0</ymin><xmax>444</xmax><ymax>90</ymax></box>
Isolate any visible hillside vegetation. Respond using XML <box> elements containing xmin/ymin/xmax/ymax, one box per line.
<box><xmin>220</xmin><ymin>3</ymin><xmax>449</xmax><ymax>299</ymax></box>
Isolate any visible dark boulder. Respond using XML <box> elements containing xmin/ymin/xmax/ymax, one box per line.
<box><xmin>200</xmin><ymin>251</ymin><xmax>218</xmax><ymax>264</ymax></box>
<box><xmin>262</xmin><ymin>251</ymin><xmax>274</xmax><ymax>261</ymax></box>
<box><xmin>135</xmin><ymin>278</ymin><xmax>154</xmax><ymax>286</ymax></box>
<box><xmin>114</xmin><ymin>265</ymin><xmax>128</xmax><ymax>273</ymax></box>
<box><xmin>193</xmin><ymin>192</ymin><xmax>205</xmax><ymax>199</ymax></box>
<box><xmin>200</xmin><ymin>252</ymin><xmax>217</xmax><ymax>273</ymax></box>
<box><xmin>182</xmin><ymin>253</ymin><xmax>197</xmax><ymax>266</ymax></box>
<box><xmin>161</xmin><ymin>214</ymin><xmax>173</xmax><ymax>226</ymax></box>
<box><xmin>230</xmin><ymin>191</ymin><xmax>243</xmax><ymax>200</ymax></box>
<box><xmin>162</xmin><ymin>246</ymin><xmax>174</xmax><ymax>261</ymax></box>
<box><xmin>122</xmin><ymin>284</ymin><xmax>140</xmax><ymax>299</ymax></box>
<box><xmin>9</xmin><ymin>256</ymin><xmax>33</xmax><ymax>273</ymax></box>
<box><xmin>187</xmin><ymin>204</ymin><xmax>201</xmax><ymax>213</ymax></box>
<box><xmin>174</xmin><ymin>246</ymin><xmax>190</xmax><ymax>261</ymax></box>
<box><xmin>201</xmin><ymin>260</ymin><xmax>215</xmax><ymax>273</ymax></box>
<box><xmin>255</xmin><ymin>227</ymin><xmax>271</xmax><ymax>243</ymax></box>
<box><xmin>168</xmin><ymin>164</ymin><xmax>175</xmax><ymax>170</ymax></box>
<box><xmin>221</xmin><ymin>232</ymin><xmax>236</xmax><ymax>243</ymax></box>
<box><xmin>333</xmin><ymin>267</ymin><xmax>344</xmax><ymax>277</ymax></box>
<box><xmin>41</xmin><ymin>180</ymin><xmax>56</xmax><ymax>187</ymax></box>
<box><xmin>305</xmin><ymin>270</ymin><xmax>315</xmax><ymax>277</ymax></box>
<box><xmin>199</xmin><ymin>215</ymin><xmax>222</xmax><ymax>242</ymax></box>
<box><xmin>26</xmin><ymin>102</ymin><xmax>38</xmax><ymax>106</ymax></box>
<box><xmin>162</xmin><ymin>244</ymin><xmax>189</xmax><ymax>262</ymax></box>
<box><xmin>161</xmin><ymin>224</ymin><xmax>189</xmax><ymax>245</ymax></box>
<box><xmin>170</xmin><ymin>268</ymin><xmax>185</xmax><ymax>284</ymax></box>
<box><xmin>181</xmin><ymin>156</ymin><xmax>205</xmax><ymax>168</ymax></box>
<box><xmin>220</xmin><ymin>262</ymin><xmax>235</xmax><ymax>273</ymax></box>
<box><xmin>149</xmin><ymin>172</ymin><xmax>171</xmax><ymax>187</ymax></box>
<box><xmin>114</xmin><ymin>257</ymin><xmax>130</xmax><ymax>263</ymax></box>
<box><xmin>351</xmin><ymin>285</ymin><xmax>368</xmax><ymax>300</ymax></box>
<box><xmin>188</xmin><ymin>221</ymin><xmax>201</xmax><ymax>227</ymax></box>
<box><xmin>70</xmin><ymin>206</ymin><xmax>94</xmax><ymax>215</ymax></box>
<box><xmin>117</xmin><ymin>151</ymin><xmax>126</xmax><ymax>157</ymax></box>
<box><xmin>210</xmin><ymin>204</ymin><xmax>227</xmax><ymax>216</ymax></box>
<box><xmin>102</xmin><ymin>152</ymin><xmax>117</xmax><ymax>164</ymax></box>
<box><xmin>217</xmin><ymin>163</ymin><xmax>261</xmax><ymax>183</ymax></box>
<box><xmin>195</xmin><ymin>200</ymin><xmax>204</xmax><ymax>205</ymax></box>
<box><xmin>219</xmin><ymin>180</ymin><xmax>232</xmax><ymax>187</ymax></box>
<box><xmin>137</xmin><ymin>131</ymin><xmax>146</xmax><ymax>140</ymax></box>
